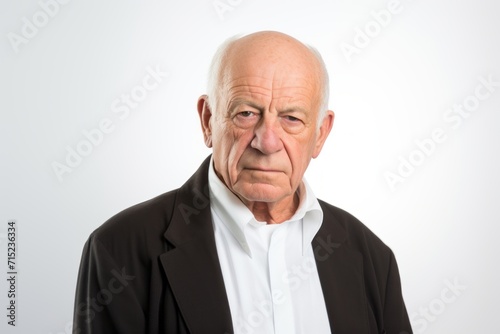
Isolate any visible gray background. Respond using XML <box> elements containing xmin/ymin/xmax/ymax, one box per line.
<box><xmin>1</xmin><ymin>0</ymin><xmax>499</xmax><ymax>333</ymax></box>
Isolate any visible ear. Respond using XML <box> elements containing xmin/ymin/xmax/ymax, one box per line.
<box><xmin>312</xmin><ymin>110</ymin><xmax>334</xmax><ymax>158</ymax></box>
<box><xmin>197</xmin><ymin>95</ymin><xmax>213</xmax><ymax>148</ymax></box>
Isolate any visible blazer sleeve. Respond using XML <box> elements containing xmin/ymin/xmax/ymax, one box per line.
<box><xmin>383</xmin><ymin>250</ymin><xmax>412</xmax><ymax>334</ymax></box>
<box><xmin>73</xmin><ymin>235</ymin><xmax>146</xmax><ymax>334</ymax></box>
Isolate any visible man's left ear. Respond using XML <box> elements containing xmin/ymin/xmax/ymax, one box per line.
<box><xmin>312</xmin><ymin>110</ymin><xmax>334</xmax><ymax>158</ymax></box>
<box><xmin>197</xmin><ymin>95</ymin><xmax>213</xmax><ymax>148</ymax></box>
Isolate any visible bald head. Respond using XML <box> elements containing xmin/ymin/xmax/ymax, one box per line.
<box><xmin>224</xmin><ymin>31</ymin><xmax>321</xmax><ymax>72</ymax></box>
<box><xmin>207</xmin><ymin>31</ymin><xmax>329</xmax><ymax>127</ymax></box>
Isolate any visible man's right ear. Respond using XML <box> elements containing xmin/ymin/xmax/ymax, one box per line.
<box><xmin>197</xmin><ymin>95</ymin><xmax>213</xmax><ymax>148</ymax></box>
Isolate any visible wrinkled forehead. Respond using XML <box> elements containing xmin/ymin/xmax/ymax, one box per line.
<box><xmin>221</xmin><ymin>42</ymin><xmax>322</xmax><ymax>103</ymax></box>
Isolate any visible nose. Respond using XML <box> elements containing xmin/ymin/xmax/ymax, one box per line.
<box><xmin>250</xmin><ymin>117</ymin><xmax>283</xmax><ymax>154</ymax></box>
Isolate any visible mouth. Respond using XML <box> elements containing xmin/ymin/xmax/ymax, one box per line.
<box><xmin>244</xmin><ymin>167</ymin><xmax>282</xmax><ymax>173</ymax></box>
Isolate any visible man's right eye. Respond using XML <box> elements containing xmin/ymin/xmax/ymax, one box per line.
<box><xmin>233</xmin><ymin>110</ymin><xmax>259</xmax><ymax>128</ymax></box>
<box><xmin>239</xmin><ymin>111</ymin><xmax>254</xmax><ymax>117</ymax></box>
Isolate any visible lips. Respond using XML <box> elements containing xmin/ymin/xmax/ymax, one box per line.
<box><xmin>244</xmin><ymin>167</ymin><xmax>282</xmax><ymax>172</ymax></box>
<box><xmin>239</xmin><ymin>153</ymin><xmax>288</xmax><ymax>173</ymax></box>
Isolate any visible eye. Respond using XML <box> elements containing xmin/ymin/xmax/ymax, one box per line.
<box><xmin>281</xmin><ymin>114</ymin><xmax>303</xmax><ymax>124</ymax></box>
<box><xmin>280</xmin><ymin>113</ymin><xmax>306</xmax><ymax>133</ymax></box>
<box><xmin>239</xmin><ymin>111</ymin><xmax>255</xmax><ymax>117</ymax></box>
<box><xmin>233</xmin><ymin>110</ymin><xmax>260</xmax><ymax>128</ymax></box>
<box><xmin>284</xmin><ymin>115</ymin><xmax>300</xmax><ymax>122</ymax></box>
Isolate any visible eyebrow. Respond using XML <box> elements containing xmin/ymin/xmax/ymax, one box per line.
<box><xmin>228</xmin><ymin>99</ymin><xmax>309</xmax><ymax>115</ymax></box>
<box><xmin>227</xmin><ymin>99</ymin><xmax>265</xmax><ymax>113</ymax></box>
<box><xmin>279</xmin><ymin>107</ymin><xmax>308</xmax><ymax>115</ymax></box>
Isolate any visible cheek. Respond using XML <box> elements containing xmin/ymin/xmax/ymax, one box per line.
<box><xmin>286</xmin><ymin>137</ymin><xmax>316</xmax><ymax>173</ymax></box>
<box><xmin>212</xmin><ymin>124</ymin><xmax>236</xmax><ymax>152</ymax></box>
<box><xmin>228</xmin><ymin>131</ymin><xmax>254</xmax><ymax>166</ymax></box>
<box><xmin>213</xmin><ymin>128</ymin><xmax>254</xmax><ymax>176</ymax></box>
<box><xmin>211</xmin><ymin>127</ymin><xmax>232</xmax><ymax>171</ymax></box>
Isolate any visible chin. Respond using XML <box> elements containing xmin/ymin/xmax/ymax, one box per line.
<box><xmin>235</xmin><ymin>183</ymin><xmax>289</xmax><ymax>203</ymax></box>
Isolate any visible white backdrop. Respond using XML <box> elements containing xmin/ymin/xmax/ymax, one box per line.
<box><xmin>1</xmin><ymin>0</ymin><xmax>499</xmax><ymax>333</ymax></box>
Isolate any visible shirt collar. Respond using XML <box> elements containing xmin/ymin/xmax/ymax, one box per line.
<box><xmin>208</xmin><ymin>157</ymin><xmax>323</xmax><ymax>257</ymax></box>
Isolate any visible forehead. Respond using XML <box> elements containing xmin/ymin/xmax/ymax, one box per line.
<box><xmin>223</xmin><ymin>55</ymin><xmax>321</xmax><ymax>108</ymax></box>
<box><xmin>227</xmin><ymin>75</ymin><xmax>315</xmax><ymax>99</ymax></box>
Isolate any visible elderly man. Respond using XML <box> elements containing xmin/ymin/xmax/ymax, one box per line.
<box><xmin>73</xmin><ymin>31</ymin><xmax>412</xmax><ymax>334</ymax></box>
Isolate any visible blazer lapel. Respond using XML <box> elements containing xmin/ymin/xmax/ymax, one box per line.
<box><xmin>159</xmin><ymin>157</ymin><xmax>233</xmax><ymax>334</ymax></box>
<box><xmin>313</xmin><ymin>201</ymin><xmax>370</xmax><ymax>333</ymax></box>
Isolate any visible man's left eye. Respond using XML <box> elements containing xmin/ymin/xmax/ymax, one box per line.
<box><xmin>284</xmin><ymin>115</ymin><xmax>300</xmax><ymax>122</ymax></box>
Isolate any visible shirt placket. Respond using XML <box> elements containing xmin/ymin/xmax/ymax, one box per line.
<box><xmin>268</xmin><ymin>225</ymin><xmax>296</xmax><ymax>334</ymax></box>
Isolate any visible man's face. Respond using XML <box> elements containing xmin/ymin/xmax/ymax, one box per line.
<box><xmin>199</xmin><ymin>36</ymin><xmax>333</xmax><ymax>207</ymax></box>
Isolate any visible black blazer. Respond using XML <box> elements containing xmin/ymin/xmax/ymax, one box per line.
<box><xmin>73</xmin><ymin>156</ymin><xmax>412</xmax><ymax>334</ymax></box>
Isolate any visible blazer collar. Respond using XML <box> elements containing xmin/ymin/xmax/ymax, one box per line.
<box><xmin>160</xmin><ymin>156</ymin><xmax>233</xmax><ymax>334</ymax></box>
<box><xmin>313</xmin><ymin>201</ymin><xmax>370</xmax><ymax>333</ymax></box>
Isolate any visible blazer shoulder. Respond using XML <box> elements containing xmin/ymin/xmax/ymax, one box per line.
<box><xmin>318</xmin><ymin>199</ymin><xmax>392</xmax><ymax>257</ymax></box>
<box><xmin>317</xmin><ymin>203</ymin><xmax>411</xmax><ymax>332</ymax></box>
<box><xmin>88</xmin><ymin>189</ymin><xmax>180</xmax><ymax>256</ymax></box>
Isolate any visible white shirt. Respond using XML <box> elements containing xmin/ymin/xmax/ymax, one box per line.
<box><xmin>208</xmin><ymin>159</ymin><xmax>331</xmax><ymax>334</ymax></box>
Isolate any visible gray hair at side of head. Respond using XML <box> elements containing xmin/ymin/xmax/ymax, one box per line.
<box><xmin>308</xmin><ymin>45</ymin><xmax>330</xmax><ymax>128</ymax></box>
<box><xmin>206</xmin><ymin>34</ymin><xmax>241</xmax><ymax>122</ymax></box>
<box><xmin>206</xmin><ymin>34</ymin><xmax>330</xmax><ymax>129</ymax></box>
